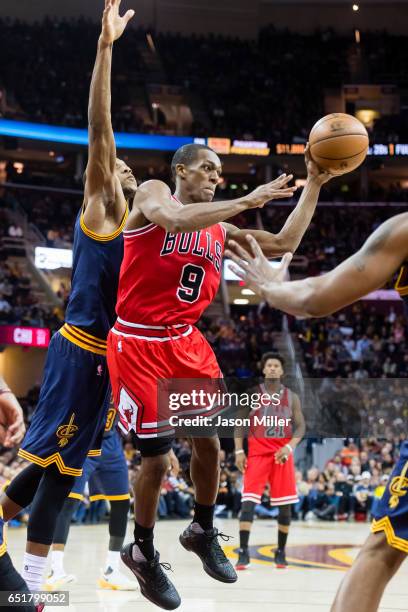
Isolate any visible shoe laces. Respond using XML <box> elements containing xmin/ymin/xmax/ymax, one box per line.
<box><xmin>150</xmin><ymin>559</ymin><xmax>174</xmax><ymax>592</ymax></box>
<box><xmin>207</xmin><ymin>530</ymin><xmax>233</xmax><ymax>563</ymax></box>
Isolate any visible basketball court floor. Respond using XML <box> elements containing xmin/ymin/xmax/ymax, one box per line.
<box><xmin>7</xmin><ymin>518</ymin><xmax>408</xmax><ymax>611</ymax></box>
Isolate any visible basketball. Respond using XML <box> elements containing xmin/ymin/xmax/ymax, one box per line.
<box><xmin>309</xmin><ymin>113</ymin><xmax>369</xmax><ymax>175</ymax></box>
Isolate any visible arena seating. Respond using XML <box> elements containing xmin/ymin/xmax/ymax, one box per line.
<box><xmin>1</xmin><ymin>18</ymin><xmax>407</xmax><ymax>140</ymax></box>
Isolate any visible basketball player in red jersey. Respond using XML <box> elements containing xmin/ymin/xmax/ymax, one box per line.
<box><xmin>234</xmin><ymin>352</ymin><xmax>305</xmax><ymax>570</ymax></box>
<box><xmin>107</xmin><ymin>143</ymin><xmax>332</xmax><ymax>609</ymax></box>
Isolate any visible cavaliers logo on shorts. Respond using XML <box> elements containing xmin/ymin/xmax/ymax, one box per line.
<box><xmin>56</xmin><ymin>413</ymin><xmax>79</xmax><ymax>448</ymax></box>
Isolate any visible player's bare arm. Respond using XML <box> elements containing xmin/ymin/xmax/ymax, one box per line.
<box><xmin>222</xmin><ymin>145</ymin><xmax>333</xmax><ymax>257</ymax></box>
<box><xmin>274</xmin><ymin>393</ymin><xmax>305</xmax><ymax>464</ymax></box>
<box><xmin>83</xmin><ymin>0</ymin><xmax>134</xmax><ymax>234</ymax></box>
<box><xmin>0</xmin><ymin>376</ymin><xmax>25</xmax><ymax>447</ymax></box>
<box><xmin>234</xmin><ymin>403</ymin><xmax>252</xmax><ymax>472</ymax></box>
<box><xmin>126</xmin><ymin>174</ymin><xmax>297</xmax><ymax>233</ymax></box>
<box><xmin>226</xmin><ymin>213</ymin><xmax>408</xmax><ymax>318</ymax></box>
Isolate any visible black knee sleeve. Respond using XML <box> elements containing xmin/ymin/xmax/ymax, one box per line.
<box><xmin>5</xmin><ymin>464</ymin><xmax>44</xmax><ymax>509</ymax></box>
<box><xmin>108</xmin><ymin>499</ymin><xmax>129</xmax><ymax>550</ymax></box>
<box><xmin>27</xmin><ymin>465</ymin><xmax>75</xmax><ymax>546</ymax></box>
<box><xmin>52</xmin><ymin>498</ymin><xmax>80</xmax><ymax>546</ymax></box>
<box><xmin>278</xmin><ymin>504</ymin><xmax>292</xmax><ymax>526</ymax></box>
<box><xmin>240</xmin><ymin>500</ymin><xmax>256</xmax><ymax>523</ymax></box>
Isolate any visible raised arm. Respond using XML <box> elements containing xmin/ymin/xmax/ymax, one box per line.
<box><xmin>83</xmin><ymin>0</ymin><xmax>134</xmax><ymax>232</ymax></box>
<box><xmin>226</xmin><ymin>214</ymin><xmax>408</xmax><ymax>318</ymax></box>
<box><xmin>223</xmin><ymin>145</ymin><xmax>333</xmax><ymax>257</ymax></box>
<box><xmin>127</xmin><ymin>175</ymin><xmax>297</xmax><ymax>233</ymax></box>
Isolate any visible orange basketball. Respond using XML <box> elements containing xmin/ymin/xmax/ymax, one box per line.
<box><xmin>309</xmin><ymin>113</ymin><xmax>369</xmax><ymax>175</ymax></box>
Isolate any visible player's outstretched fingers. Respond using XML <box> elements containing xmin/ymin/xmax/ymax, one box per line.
<box><xmin>123</xmin><ymin>9</ymin><xmax>135</xmax><ymax>23</ymax></box>
<box><xmin>227</xmin><ymin>239</ymin><xmax>254</xmax><ymax>263</ymax></box>
<box><xmin>245</xmin><ymin>234</ymin><xmax>264</xmax><ymax>259</ymax></box>
<box><xmin>278</xmin><ymin>187</ymin><xmax>297</xmax><ymax>197</ymax></box>
<box><xmin>228</xmin><ymin>263</ymin><xmax>246</xmax><ymax>280</ymax></box>
<box><xmin>278</xmin><ymin>173</ymin><xmax>294</xmax><ymax>186</ymax></box>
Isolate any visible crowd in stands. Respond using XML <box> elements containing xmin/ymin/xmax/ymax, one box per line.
<box><xmin>157</xmin><ymin>27</ymin><xmax>348</xmax><ymax>142</ymax></box>
<box><xmin>298</xmin><ymin>302</ymin><xmax>408</xmax><ymax>380</ymax></box>
<box><xmin>294</xmin><ymin>439</ymin><xmax>400</xmax><ymax>522</ymax></box>
<box><xmin>1</xmin><ymin>17</ymin><xmax>408</xmax><ymax>140</ymax></box>
<box><xmin>0</xmin><ymin>259</ymin><xmax>62</xmax><ymax>329</ymax></box>
<box><xmin>0</xmin><ymin>18</ymin><xmax>147</xmax><ymax>133</ymax></box>
<box><xmin>1</xmin><ymin>420</ymin><xmax>402</xmax><ymax>525</ymax></box>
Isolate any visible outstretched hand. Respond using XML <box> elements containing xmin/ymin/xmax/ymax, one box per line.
<box><xmin>225</xmin><ymin>234</ymin><xmax>293</xmax><ymax>297</ymax></box>
<box><xmin>305</xmin><ymin>143</ymin><xmax>333</xmax><ymax>186</ymax></box>
<box><xmin>101</xmin><ymin>0</ymin><xmax>135</xmax><ymax>45</ymax></box>
<box><xmin>247</xmin><ymin>174</ymin><xmax>297</xmax><ymax>209</ymax></box>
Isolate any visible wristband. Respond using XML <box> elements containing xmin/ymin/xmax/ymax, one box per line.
<box><xmin>285</xmin><ymin>444</ymin><xmax>293</xmax><ymax>454</ymax></box>
<box><xmin>235</xmin><ymin>449</ymin><xmax>245</xmax><ymax>455</ymax></box>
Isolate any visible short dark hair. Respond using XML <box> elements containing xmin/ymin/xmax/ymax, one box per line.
<box><xmin>261</xmin><ymin>352</ymin><xmax>285</xmax><ymax>370</ymax></box>
<box><xmin>170</xmin><ymin>144</ymin><xmax>214</xmax><ymax>180</ymax></box>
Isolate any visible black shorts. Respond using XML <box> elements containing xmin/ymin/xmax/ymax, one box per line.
<box><xmin>0</xmin><ymin>553</ymin><xmax>35</xmax><ymax>611</ymax></box>
<box><xmin>130</xmin><ymin>431</ymin><xmax>219</xmax><ymax>458</ymax></box>
<box><xmin>131</xmin><ymin>432</ymin><xmax>174</xmax><ymax>457</ymax></box>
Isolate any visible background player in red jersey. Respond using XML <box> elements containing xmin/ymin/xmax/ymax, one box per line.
<box><xmin>108</xmin><ymin>142</ymin><xmax>332</xmax><ymax>609</ymax></box>
<box><xmin>234</xmin><ymin>353</ymin><xmax>305</xmax><ymax>570</ymax></box>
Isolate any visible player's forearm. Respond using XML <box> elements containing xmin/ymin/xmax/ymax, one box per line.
<box><xmin>262</xmin><ymin>178</ymin><xmax>321</xmax><ymax>257</ymax></box>
<box><xmin>234</xmin><ymin>436</ymin><xmax>244</xmax><ymax>451</ymax></box>
<box><xmin>172</xmin><ymin>197</ymin><xmax>250</xmax><ymax>233</ymax></box>
<box><xmin>288</xmin><ymin>436</ymin><xmax>303</xmax><ymax>450</ymax></box>
<box><xmin>260</xmin><ymin>275</ymin><xmax>334</xmax><ymax>318</ymax></box>
<box><xmin>88</xmin><ymin>38</ymin><xmax>113</xmax><ymax>133</ymax></box>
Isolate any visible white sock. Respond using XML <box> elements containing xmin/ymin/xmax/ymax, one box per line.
<box><xmin>131</xmin><ymin>544</ymin><xmax>147</xmax><ymax>562</ymax></box>
<box><xmin>190</xmin><ymin>522</ymin><xmax>205</xmax><ymax>534</ymax></box>
<box><xmin>22</xmin><ymin>553</ymin><xmax>48</xmax><ymax>592</ymax></box>
<box><xmin>51</xmin><ymin>550</ymin><xmax>65</xmax><ymax>576</ymax></box>
<box><xmin>105</xmin><ymin>550</ymin><xmax>120</xmax><ymax>572</ymax></box>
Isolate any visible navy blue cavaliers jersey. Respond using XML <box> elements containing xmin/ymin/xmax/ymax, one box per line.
<box><xmin>64</xmin><ymin>207</ymin><xmax>128</xmax><ymax>341</ymax></box>
<box><xmin>19</xmin><ymin>206</ymin><xmax>128</xmax><ymax>476</ymax></box>
<box><xmin>371</xmin><ymin>264</ymin><xmax>408</xmax><ymax>551</ymax></box>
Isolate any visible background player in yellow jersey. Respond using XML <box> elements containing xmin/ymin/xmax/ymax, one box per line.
<box><xmin>226</xmin><ymin>213</ymin><xmax>408</xmax><ymax>612</ymax></box>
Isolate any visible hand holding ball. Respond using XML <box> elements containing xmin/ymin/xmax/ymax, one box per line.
<box><xmin>309</xmin><ymin>113</ymin><xmax>369</xmax><ymax>175</ymax></box>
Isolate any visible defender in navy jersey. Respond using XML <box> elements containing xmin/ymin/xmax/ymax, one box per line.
<box><xmin>0</xmin><ymin>0</ymin><xmax>137</xmax><ymax>596</ymax></box>
<box><xmin>45</xmin><ymin>406</ymin><xmax>134</xmax><ymax>592</ymax></box>
<box><xmin>226</xmin><ymin>214</ymin><xmax>408</xmax><ymax>611</ymax></box>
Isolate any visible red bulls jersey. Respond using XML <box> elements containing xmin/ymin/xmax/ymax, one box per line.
<box><xmin>247</xmin><ymin>384</ymin><xmax>293</xmax><ymax>456</ymax></box>
<box><xmin>116</xmin><ymin>207</ymin><xmax>226</xmax><ymax>326</ymax></box>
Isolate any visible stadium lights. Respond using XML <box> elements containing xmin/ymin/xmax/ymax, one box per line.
<box><xmin>352</xmin><ymin>4</ymin><xmax>359</xmax><ymax>11</ymax></box>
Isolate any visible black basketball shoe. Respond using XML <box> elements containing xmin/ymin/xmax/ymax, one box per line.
<box><xmin>120</xmin><ymin>543</ymin><xmax>181</xmax><ymax>610</ymax></box>
<box><xmin>179</xmin><ymin>524</ymin><xmax>237</xmax><ymax>583</ymax></box>
<box><xmin>274</xmin><ymin>548</ymin><xmax>288</xmax><ymax>569</ymax></box>
<box><xmin>235</xmin><ymin>548</ymin><xmax>250</xmax><ymax>570</ymax></box>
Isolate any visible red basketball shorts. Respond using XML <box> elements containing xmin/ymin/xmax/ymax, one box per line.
<box><xmin>107</xmin><ymin>322</ymin><xmax>223</xmax><ymax>439</ymax></box>
<box><xmin>241</xmin><ymin>453</ymin><xmax>298</xmax><ymax>506</ymax></box>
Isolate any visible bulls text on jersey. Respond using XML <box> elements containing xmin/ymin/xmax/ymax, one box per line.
<box><xmin>160</xmin><ymin>230</ymin><xmax>222</xmax><ymax>273</ymax></box>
